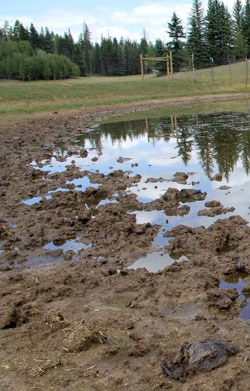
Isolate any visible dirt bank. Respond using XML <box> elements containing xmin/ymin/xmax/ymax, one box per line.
<box><xmin>2</xmin><ymin>92</ymin><xmax>250</xmax><ymax>130</ymax></box>
<box><xmin>0</xmin><ymin>102</ymin><xmax>249</xmax><ymax>391</ymax></box>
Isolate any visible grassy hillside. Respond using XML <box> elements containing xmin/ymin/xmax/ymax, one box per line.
<box><xmin>0</xmin><ymin>61</ymin><xmax>250</xmax><ymax>119</ymax></box>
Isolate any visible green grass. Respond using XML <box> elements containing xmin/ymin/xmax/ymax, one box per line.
<box><xmin>102</xmin><ymin>98</ymin><xmax>250</xmax><ymax>124</ymax></box>
<box><xmin>0</xmin><ymin>61</ymin><xmax>250</xmax><ymax>119</ymax></box>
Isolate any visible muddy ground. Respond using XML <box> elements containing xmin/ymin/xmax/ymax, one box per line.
<box><xmin>0</xmin><ymin>100</ymin><xmax>250</xmax><ymax>390</ymax></box>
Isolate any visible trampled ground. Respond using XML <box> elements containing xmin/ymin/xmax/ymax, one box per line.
<box><xmin>0</xmin><ymin>99</ymin><xmax>249</xmax><ymax>390</ymax></box>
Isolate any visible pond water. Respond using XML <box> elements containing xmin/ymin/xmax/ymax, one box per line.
<box><xmin>44</xmin><ymin>238</ymin><xmax>91</xmax><ymax>252</ymax></box>
<box><xmin>32</xmin><ymin>112</ymin><xmax>250</xmax><ymax>272</ymax></box>
<box><xmin>22</xmin><ymin>195</ymin><xmax>52</xmax><ymax>205</ymax></box>
<box><xmin>27</xmin><ymin>254</ymin><xmax>65</xmax><ymax>268</ymax></box>
<box><xmin>128</xmin><ymin>252</ymin><xmax>188</xmax><ymax>273</ymax></box>
<box><xmin>220</xmin><ymin>273</ymin><xmax>250</xmax><ymax>321</ymax></box>
<box><xmin>32</xmin><ymin>112</ymin><xmax>250</xmax><ymax>226</ymax></box>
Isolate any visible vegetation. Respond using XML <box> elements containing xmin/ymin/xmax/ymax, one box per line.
<box><xmin>0</xmin><ymin>60</ymin><xmax>250</xmax><ymax>120</ymax></box>
<box><xmin>2</xmin><ymin>0</ymin><xmax>250</xmax><ymax>80</ymax></box>
<box><xmin>187</xmin><ymin>0</ymin><xmax>208</xmax><ymax>69</ymax></box>
<box><xmin>0</xmin><ymin>22</ymin><xmax>145</xmax><ymax>80</ymax></box>
<box><xmin>167</xmin><ymin>12</ymin><xmax>186</xmax><ymax>72</ymax></box>
<box><xmin>0</xmin><ymin>40</ymin><xmax>80</xmax><ymax>81</ymax></box>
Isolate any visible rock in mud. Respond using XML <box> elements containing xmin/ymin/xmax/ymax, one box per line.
<box><xmin>165</xmin><ymin>204</ymin><xmax>190</xmax><ymax>217</ymax></box>
<box><xmin>198</xmin><ymin>205</ymin><xmax>235</xmax><ymax>217</ymax></box>
<box><xmin>162</xmin><ymin>188</ymin><xmax>180</xmax><ymax>202</ymax></box>
<box><xmin>0</xmin><ymin>221</ymin><xmax>10</xmax><ymax>239</ymax></box>
<box><xmin>78</xmin><ymin>210</ymin><xmax>91</xmax><ymax>224</ymax></box>
<box><xmin>208</xmin><ymin>288</ymin><xmax>239</xmax><ymax>309</ymax></box>
<box><xmin>161</xmin><ymin>340</ymin><xmax>239</xmax><ymax>381</ymax></box>
<box><xmin>117</xmin><ymin>156</ymin><xmax>132</xmax><ymax>163</ymax></box>
<box><xmin>79</xmin><ymin>149</ymin><xmax>88</xmax><ymax>158</ymax></box>
<box><xmin>242</xmin><ymin>281</ymin><xmax>250</xmax><ymax>294</ymax></box>
<box><xmin>172</xmin><ymin>172</ymin><xmax>189</xmax><ymax>184</ymax></box>
<box><xmin>179</xmin><ymin>188</ymin><xmax>206</xmax><ymax>202</ymax></box>
<box><xmin>205</xmin><ymin>201</ymin><xmax>222</xmax><ymax>208</ymax></box>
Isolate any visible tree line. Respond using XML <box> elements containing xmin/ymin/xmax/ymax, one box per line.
<box><xmin>1</xmin><ymin>0</ymin><xmax>250</xmax><ymax>80</ymax></box>
<box><xmin>160</xmin><ymin>0</ymin><xmax>250</xmax><ymax>73</ymax></box>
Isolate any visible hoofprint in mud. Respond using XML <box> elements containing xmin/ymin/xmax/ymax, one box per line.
<box><xmin>0</xmin><ymin>107</ymin><xmax>249</xmax><ymax>391</ymax></box>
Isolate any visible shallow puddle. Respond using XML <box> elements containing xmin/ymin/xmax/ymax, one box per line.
<box><xmin>98</xmin><ymin>198</ymin><xmax>118</xmax><ymax>207</ymax></box>
<box><xmin>30</xmin><ymin>110</ymin><xmax>250</xmax><ymax>278</ymax></box>
<box><xmin>27</xmin><ymin>254</ymin><xmax>65</xmax><ymax>268</ymax></box>
<box><xmin>48</xmin><ymin>187</ymin><xmax>69</xmax><ymax>194</ymax></box>
<box><xmin>220</xmin><ymin>273</ymin><xmax>250</xmax><ymax>321</ymax></box>
<box><xmin>66</xmin><ymin>176</ymin><xmax>99</xmax><ymax>191</ymax></box>
<box><xmin>22</xmin><ymin>177</ymin><xmax>99</xmax><ymax>207</ymax></box>
<box><xmin>128</xmin><ymin>252</ymin><xmax>188</xmax><ymax>273</ymax></box>
<box><xmin>44</xmin><ymin>238</ymin><xmax>91</xmax><ymax>252</ymax></box>
<box><xmin>32</xmin><ymin>112</ymin><xmax>250</xmax><ymax>228</ymax></box>
<box><xmin>22</xmin><ymin>195</ymin><xmax>52</xmax><ymax>205</ymax></box>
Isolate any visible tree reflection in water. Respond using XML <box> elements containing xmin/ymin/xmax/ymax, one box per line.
<box><xmin>76</xmin><ymin>111</ymin><xmax>250</xmax><ymax>181</ymax></box>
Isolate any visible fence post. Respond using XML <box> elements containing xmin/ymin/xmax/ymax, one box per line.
<box><xmin>140</xmin><ymin>54</ymin><xmax>144</xmax><ymax>80</ymax></box>
<box><xmin>192</xmin><ymin>53</ymin><xmax>196</xmax><ymax>82</ymax></box>
<box><xmin>166</xmin><ymin>54</ymin><xmax>170</xmax><ymax>77</ymax></box>
<box><xmin>210</xmin><ymin>57</ymin><xmax>215</xmax><ymax>85</ymax></box>
<box><xmin>228</xmin><ymin>55</ymin><xmax>232</xmax><ymax>78</ymax></box>
<box><xmin>170</xmin><ymin>51</ymin><xmax>173</xmax><ymax>78</ymax></box>
<box><xmin>246</xmin><ymin>56</ymin><xmax>248</xmax><ymax>90</ymax></box>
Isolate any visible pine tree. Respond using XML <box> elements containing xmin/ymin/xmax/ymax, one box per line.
<box><xmin>167</xmin><ymin>12</ymin><xmax>186</xmax><ymax>72</ymax></box>
<box><xmin>73</xmin><ymin>43</ymin><xmax>86</xmax><ymax>76</ymax></box>
<box><xmin>233</xmin><ymin>0</ymin><xmax>246</xmax><ymax>58</ymax></box>
<box><xmin>100</xmin><ymin>37</ymin><xmax>112</xmax><ymax>75</ymax></box>
<box><xmin>124</xmin><ymin>40</ymin><xmax>140</xmax><ymax>75</ymax></box>
<box><xmin>0</xmin><ymin>21</ymin><xmax>10</xmax><ymax>41</ymax></box>
<box><xmin>55</xmin><ymin>30</ymin><xmax>74</xmax><ymax>60</ymax></box>
<box><xmin>29</xmin><ymin>23</ymin><xmax>40</xmax><ymax>49</ymax></box>
<box><xmin>117</xmin><ymin>39</ymin><xmax>127</xmax><ymax>75</ymax></box>
<box><xmin>243</xmin><ymin>0</ymin><xmax>250</xmax><ymax>55</ymax></box>
<box><xmin>82</xmin><ymin>23</ymin><xmax>93</xmax><ymax>75</ymax></box>
<box><xmin>187</xmin><ymin>0</ymin><xmax>208</xmax><ymax>68</ymax></box>
<box><xmin>140</xmin><ymin>30</ymin><xmax>152</xmax><ymax>74</ymax></box>
<box><xmin>93</xmin><ymin>42</ymin><xmax>101</xmax><ymax>74</ymax></box>
<box><xmin>40</xmin><ymin>28</ymin><xmax>55</xmax><ymax>53</ymax></box>
<box><xmin>154</xmin><ymin>39</ymin><xmax>166</xmax><ymax>75</ymax></box>
<box><xmin>206</xmin><ymin>0</ymin><xmax>233</xmax><ymax>65</ymax></box>
<box><xmin>13</xmin><ymin>20</ymin><xmax>22</xmax><ymax>41</ymax></box>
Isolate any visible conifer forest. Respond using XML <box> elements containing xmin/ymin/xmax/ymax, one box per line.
<box><xmin>1</xmin><ymin>0</ymin><xmax>250</xmax><ymax>80</ymax></box>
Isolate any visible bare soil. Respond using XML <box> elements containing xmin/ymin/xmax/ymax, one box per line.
<box><xmin>0</xmin><ymin>99</ymin><xmax>249</xmax><ymax>391</ymax></box>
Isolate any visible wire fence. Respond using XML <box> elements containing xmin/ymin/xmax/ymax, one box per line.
<box><xmin>173</xmin><ymin>56</ymin><xmax>250</xmax><ymax>89</ymax></box>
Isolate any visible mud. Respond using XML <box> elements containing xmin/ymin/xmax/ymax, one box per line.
<box><xmin>0</xmin><ymin>105</ymin><xmax>249</xmax><ymax>391</ymax></box>
<box><xmin>161</xmin><ymin>340</ymin><xmax>239</xmax><ymax>381</ymax></box>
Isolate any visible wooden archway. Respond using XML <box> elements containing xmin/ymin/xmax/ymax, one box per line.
<box><xmin>140</xmin><ymin>51</ymin><xmax>173</xmax><ymax>80</ymax></box>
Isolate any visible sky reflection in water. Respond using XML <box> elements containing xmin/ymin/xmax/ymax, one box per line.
<box><xmin>220</xmin><ymin>274</ymin><xmax>250</xmax><ymax>321</ymax></box>
<box><xmin>32</xmin><ymin>111</ymin><xmax>250</xmax><ymax>275</ymax></box>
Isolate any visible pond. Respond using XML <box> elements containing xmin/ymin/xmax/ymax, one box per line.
<box><xmin>220</xmin><ymin>273</ymin><xmax>250</xmax><ymax>321</ymax></box>
<box><xmin>32</xmin><ymin>111</ymin><xmax>250</xmax><ymax>273</ymax></box>
<box><xmin>33</xmin><ymin>112</ymin><xmax>250</xmax><ymax>228</ymax></box>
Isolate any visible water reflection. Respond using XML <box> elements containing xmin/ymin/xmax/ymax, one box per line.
<box><xmin>220</xmin><ymin>273</ymin><xmax>250</xmax><ymax>321</ymax></box>
<box><xmin>128</xmin><ymin>252</ymin><xmax>188</xmax><ymax>273</ymax></box>
<box><xmin>44</xmin><ymin>238</ymin><xmax>91</xmax><ymax>252</ymax></box>
<box><xmin>22</xmin><ymin>195</ymin><xmax>52</xmax><ymax>205</ymax></box>
<box><xmin>32</xmin><ymin>111</ymin><xmax>250</xmax><ymax>226</ymax></box>
<box><xmin>78</xmin><ymin>112</ymin><xmax>250</xmax><ymax>180</ymax></box>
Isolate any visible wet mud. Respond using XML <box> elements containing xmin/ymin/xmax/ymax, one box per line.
<box><xmin>0</xmin><ymin>107</ymin><xmax>249</xmax><ymax>391</ymax></box>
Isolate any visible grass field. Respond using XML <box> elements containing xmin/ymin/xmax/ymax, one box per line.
<box><xmin>1</xmin><ymin>61</ymin><xmax>250</xmax><ymax>121</ymax></box>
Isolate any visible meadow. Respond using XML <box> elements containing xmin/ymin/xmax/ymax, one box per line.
<box><xmin>1</xmin><ymin>60</ymin><xmax>250</xmax><ymax>391</ymax></box>
<box><xmin>1</xmin><ymin>60</ymin><xmax>250</xmax><ymax>121</ymax></box>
